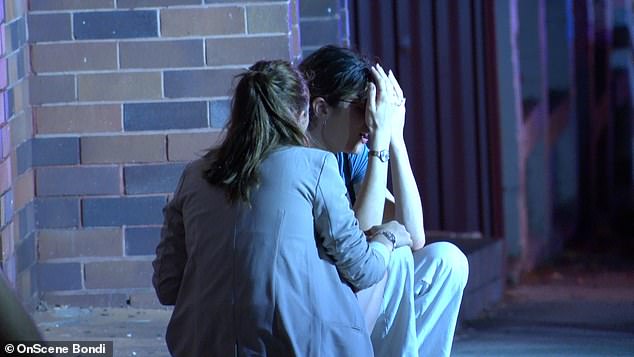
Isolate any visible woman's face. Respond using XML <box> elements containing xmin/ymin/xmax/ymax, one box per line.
<box><xmin>323</xmin><ymin>100</ymin><xmax>369</xmax><ymax>153</ymax></box>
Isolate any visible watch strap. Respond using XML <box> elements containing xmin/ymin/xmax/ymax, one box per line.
<box><xmin>369</xmin><ymin>149</ymin><xmax>390</xmax><ymax>162</ymax></box>
<box><xmin>379</xmin><ymin>231</ymin><xmax>397</xmax><ymax>250</ymax></box>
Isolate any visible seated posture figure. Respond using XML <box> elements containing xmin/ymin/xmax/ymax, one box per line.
<box><xmin>300</xmin><ymin>46</ymin><xmax>470</xmax><ymax>357</ymax></box>
<box><xmin>152</xmin><ymin>60</ymin><xmax>411</xmax><ymax>356</ymax></box>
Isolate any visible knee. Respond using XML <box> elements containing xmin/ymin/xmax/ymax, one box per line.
<box><xmin>427</xmin><ymin>242</ymin><xmax>469</xmax><ymax>290</ymax></box>
<box><xmin>388</xmin><ymin>246</ymin><xmax>415</xmax><ymax>274</ymax></box>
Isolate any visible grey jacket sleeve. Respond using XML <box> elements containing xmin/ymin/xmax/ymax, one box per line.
<box><xmin>313</xmin><ymin>153</ymin><xmax>388</xmax><ymax>291</ymax></box>
<box><xmin>152</xmin><ymin>169</ymin><xmax>188</xmax><ymax>305</ymax></box>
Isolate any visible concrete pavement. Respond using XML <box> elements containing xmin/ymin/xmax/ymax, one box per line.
<box><xmin>32</xmin><ymin>254</ymin><xmax>634</xmax><ymax>356</ymax></box>
<box><xmin>453</xmin><ymin>263</ymin><xmax>634</xmax><ymax>356</ymax></box>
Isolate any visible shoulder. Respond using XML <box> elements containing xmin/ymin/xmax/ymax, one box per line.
<box><xmin>182</xmin><ymin>157</ymin><xmax>207</xmax><ymax>178</ymax></box>
<box><xmin>169</xmin><ymin>158</ymin><xmax>206</xmax><ymax>194</ymax></box>
<box><xmin>268</xmin><ymin>146</ymin><xmax>334</xmax><ymax>167</ymax></box>
<box><xmin>173</xmin><ymin>157</ymin><xmax>216</xmax><ymax>192</ymax></box>
<box><xmin>265</xmin><ymin>147</ymin><xmax>340</xmax><ymax>184</ymax></box>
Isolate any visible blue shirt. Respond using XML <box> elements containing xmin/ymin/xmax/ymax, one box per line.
<box><xmin>335</xmin><ymin>145</ymin><xmax>368</xmax><ymax>205</ymax></box>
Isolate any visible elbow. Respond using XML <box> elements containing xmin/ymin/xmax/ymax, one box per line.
<box><xmin>411</xmin><ymin>234</ymin><xmax>425</xmax><ymax>251</ymax></box>
<box><xmin>152</xmin><ymin>271</ymin><xmax>180</xmax><ymax>306</ymax></box>
<box><xmin>344</xmin><ymin>255</ymin><xmax>388</xmax><ymax>291</ymax></box>
<box><xmin>156</xmin><ymin>291</ymin><xmax>177</xmax><ymax>306</ymax></box>
<box><xmin>153</xmin><ymin>281</ymin><xmax>178</xmax><ymax>306</ymax></box>
<box><xmin>351</xmin><ymin>267</ymin><xmax>387</xmax><ymax>291</ymax></box>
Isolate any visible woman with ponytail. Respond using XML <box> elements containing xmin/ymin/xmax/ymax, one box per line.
<box><xmin>152</xmin><ymin>60</ymin><xmax>411</xmax><ymax>356</ymax></box>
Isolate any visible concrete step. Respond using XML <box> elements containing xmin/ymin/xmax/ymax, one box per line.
<box><xmin>428</xmin><ymin>235</ymin><xmax>506</xmax><ymax>322</ymax></box>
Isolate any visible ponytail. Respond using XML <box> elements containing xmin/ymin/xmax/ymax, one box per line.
<box><xmin>203</xmin><ymin>60</ymin><xmax>309</xmax><ymax>204</ymax></box>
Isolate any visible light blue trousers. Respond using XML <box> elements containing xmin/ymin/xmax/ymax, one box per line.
<box><xmin>359</xmin><ymin>242</ymin><xmax>469</xmax><ymax>357</ymax></box>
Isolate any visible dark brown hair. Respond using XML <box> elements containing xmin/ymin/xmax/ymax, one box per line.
<box><xmin>298</xmin><ymin>45</ymin><xmax>372</xmax><ymax>125</ymax></box>
<box><xmin>203</xmin><ymin>60</ymin><xmax>309</xmax><ymax>203</ymax></box>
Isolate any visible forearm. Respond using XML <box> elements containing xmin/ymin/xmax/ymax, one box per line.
<box><xmin>390</xmin><ymin>139</ymin><xmax>426</xmax><ymax>249</ymax></box>
<box><xmin>353</xmin><ymin>156</ymin><xmax>389</xmax><ymax>230</ymax></box>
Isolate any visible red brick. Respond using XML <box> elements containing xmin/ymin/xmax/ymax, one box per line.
<box><xmin>5</xmin><ymin>0</ymin><xmax>27</xmax><ymax>23</ymax></box>
<box><xmin>34</xmin><ymin>105</ymin><xmax>122</xmax><ymax>134</ymax></box>
<box><xmin>167</xmin><ymin>130</ymin><xmax>224</xmax><ymax>161</ymax></box>
<box><xmin>119</xmin><ymin>39</ymin><xmax>204</xmax><ymax>69</ymax></box>
<box><xmin>7</xmin><ymin>49</ymin><xmax>23</xmax><ymax>84</ymax></box>
<box><xmin>28</xmin><ymin>13</ymin><xmax>72</xmax><ymax>43</ymax></box>
<box><xmin>41</xmin><ymin>292</ymin><xmax>129</xmax><ymax>308</ymax></box>
<box><xmin>29</xmin><ymin>0</ymin><xmax>114</xmax><ymax>11</ymax></box>
<box><xmin>78</xmin><ymin>72</ymin><xmax>162</xmax><ymax>102</ymax></box>
<box><xmin>118</xmin><ymin>0</ymin><xmax>199</xmax><ymax>8</ymax></box>
<box><xmin>0</xmin><ymin>157</ymin><xmax>11</xmax><ymax>193</ymax></box>
<box><xmin>0</xmin><ymin>57</ymin><xmax>7</xmax><ymax>91</ymax></box>
<box><xmin>9</xmin><ymin>110</ymin><xmax>33</xmax><ymax>149</ymax></box>
<box><xmin>29</xmin><ymin>75</ymin><xmax>76</xmax><ymax>105</ymax></box>
<box><xmin>128</xmin><ymin>290</ymin><xmax>163</xmax><ymax>308</ymax></box>
<box><xmin>84</xmin><ymin>260</ymin><xmax>153</xmax><ymax>289</ymax></box>
<box><xmin>0</xmin><ymin>92</ymin><xmax>6</xmax><ymax>123</ymax></box>
<box><xmin>16</xmin><ymin>269</ymin><xmax>35</xmax><ymax>300</ymax></box>
<box><xmin>81</xmin><ymin>134</ymin><xmax>166</xmax><ymax>164</ymax></box>
<box><xmin>206</xmin><ymin>36</ymin><xmax>290</xmax><ymax>66</ymax></box>
<box><xmin>38</xmin><ymin>228</ymin><xmax>123</xmax><ymax>260</ymax></box>
<box><xmin>0</xmin><ymin>190</ymin><xmax>11</xmax><ymax>226</ymax></box>
<box><xmin>160</xmin><ymin>7</ymin><xmax>244</xmax><ymax>37</ymax></box>
<box><xmin>31</xmin><ymin>42</ymin><xmax>117</xmax><ymax>73</ymax></box>
<box><xmin>12</xmin><ymin>168</ymin><xmax>34</xmax><ymax>211</ymax></box>
<box><xmin>1</xmin><ymin>222</ymin><xmax>16</xmax><ymax>261</ymax></box>
<box><xmin>10</xmin><ymin>80</ymin><xmax>29</xmax><ymax>115</ymax></box>
<box><xmin>1</xmin><ymin>125</ymin><xmax>9</xmax><ymax>160</ymax></box>
<box><xmin>247</xmin><ymin>4</ymin><xmax>289</xmax><ymax>34</ymax></box>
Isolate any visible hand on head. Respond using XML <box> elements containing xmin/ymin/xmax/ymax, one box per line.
<box><xmin>366</xmin><ymin>64</ymin><xmax>407</xmax><ymax>150</ymax></box>
<box><xmin>386</xmin><ymin>70</ymin><xmax>406</xmax><ymax>146</ymax></box>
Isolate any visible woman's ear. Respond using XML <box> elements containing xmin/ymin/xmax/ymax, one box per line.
<box><xmin>311</xmin><ymin>97</ymin><xmax>329</xmax><ymax>119</ymax></box>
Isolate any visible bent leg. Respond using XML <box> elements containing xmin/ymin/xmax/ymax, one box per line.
<box><xmin>412</xmin><ymin>242</ymin><xmax>469</xmax><ymax>357</ymax></box>
<box><xmin>370</xmin><ymin>246</ymin><xmax>418</xmax><ymax>357</ymax></box>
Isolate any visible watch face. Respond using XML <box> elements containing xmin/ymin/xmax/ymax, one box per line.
<box><xmin>379</xmin><ymin>151</ymin><xmax>389</xmax><ymax>162</ymax></box>
<box><xmin>371</xmin><ymin>150</ymin><xmax>389</xmax><ymax>162</ymax></box>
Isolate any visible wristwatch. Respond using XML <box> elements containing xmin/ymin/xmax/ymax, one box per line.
<box><xmin>369</xmin><ymin>149</ymin><xmax>390</xmax><ymax>162</ymax></box>
<box><xmin>379</xmin><ymin>231</ymin><xmax>397</xmax><ymax>250</ymax></box>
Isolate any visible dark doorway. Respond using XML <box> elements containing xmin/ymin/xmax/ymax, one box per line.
<box><xmin>349</xmin><ymin>0</ymin><xmax>503</xmax><ymax>238</ymax></box>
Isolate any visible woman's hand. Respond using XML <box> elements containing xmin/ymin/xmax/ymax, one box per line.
<box><xmin>366</xmin><ymin>64</ymin><xmax>401</xmax><ymax>151</ymax></box>
<box><xmin>366</xmin><ymin>220</ymin><xmax>412</xmax><ymax>249</ymax></box>
<box><xmin>387</xmin><ymin>70</ymin><xmax>406</xmax><ymax>149</ymax></box>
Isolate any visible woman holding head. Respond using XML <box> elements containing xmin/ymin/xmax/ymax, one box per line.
<box><xmin>300</xmin><ymin>46</ymin><xmax>469</xmax><ymax>357</ymax></box>
<box><xmin>152</xmin><ymin>60</ymin><xmax>411</xmax><ymax>356</ymax></box>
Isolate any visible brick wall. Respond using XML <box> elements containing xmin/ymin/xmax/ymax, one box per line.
<box><xmin>299</xmin><ymin>0</ymin><xmax>349</xmax><ymax>56</ymax></box>
<box><xmin>0</xmin><ymin>0</ymin><xmax>35</xmax><ymax>306</ymax></box>
<box><xmin>0</xmin><ymin>0</ymin><xmax>301</xmax><ymax>308</ymax></box>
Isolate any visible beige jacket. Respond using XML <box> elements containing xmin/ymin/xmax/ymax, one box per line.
<box><xmin>153</xmin><ymin>146</ymin><xmax>389</xmax><ymax>357</ymax></box>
